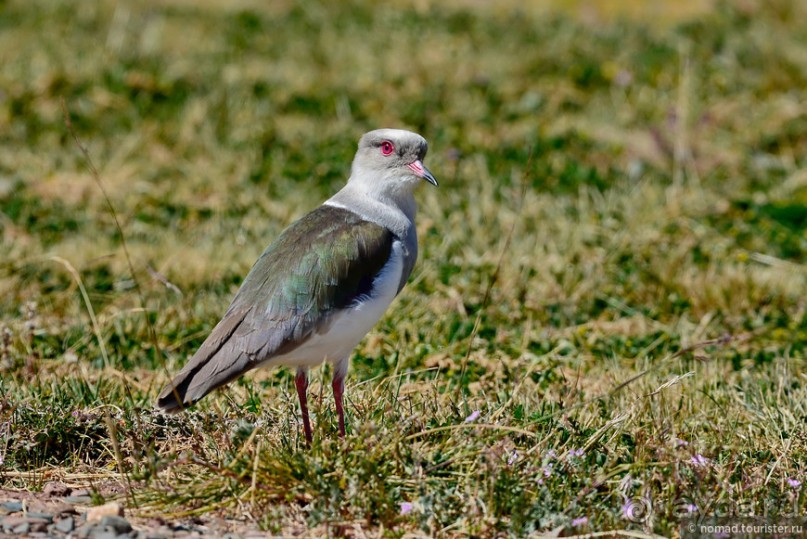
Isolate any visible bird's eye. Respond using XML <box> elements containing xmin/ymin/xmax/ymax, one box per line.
<box><xmin>380</xmin><ymin>141</ymin><xmax>395</xmax><ymax>156</ymax></box>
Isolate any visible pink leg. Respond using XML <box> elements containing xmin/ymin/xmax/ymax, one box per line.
<box><xmin>295</xmin><ymin>368</ymin><xmax>312</xmax><ymax>446</ymax></box>
<box><xmin>332</xmin><ymin>370</ymin><xmax>346</xmax><ymax>438</ymax></box>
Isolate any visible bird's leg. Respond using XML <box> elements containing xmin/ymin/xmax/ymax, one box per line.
<box><xmin>332</xmin><ymin>361</ymin><xmax>347</xmax><ymax>438</ymax></box>
<box><xmin>295</xmin><ymin>368</ymin><xmax>312</xmax><ymax>446</ymax></box>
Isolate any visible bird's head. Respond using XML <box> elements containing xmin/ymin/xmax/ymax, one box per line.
<box><xmin>350</xmin><ymin>129</ymin><xmax>438</xmax><ymax>196</ymax></box>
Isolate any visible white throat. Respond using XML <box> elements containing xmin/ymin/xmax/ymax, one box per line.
<box><xmin>326</xmin><ymin>168</ymin><xmax>418</xmax><ymax>237</ymax></box>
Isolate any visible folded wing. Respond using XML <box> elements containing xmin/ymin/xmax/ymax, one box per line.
<box><xmin>156</xmin><ymin>205</ymin><xmax>394</xmax><ymax>412</ymax></box>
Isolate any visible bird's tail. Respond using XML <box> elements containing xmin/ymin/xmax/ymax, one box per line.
<box><xmin>155</xmin><ymin>369</ymin><xmax>201</xmax><ymax>413</ymax></box>
<box><xmin>156</xmin><ymin>306</ymin><xmax>257</xmax><ymax>412</ymax></box>
<box><xmin>155</xmin><ymin>350</ymin><xmax>252</xmax><ymax>413</ymax></box>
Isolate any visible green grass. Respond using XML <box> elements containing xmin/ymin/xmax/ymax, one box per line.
<box><xmin>1</xmin><ymin>0</ymin><xmax>806</xmax><ymax>536</ymax></box>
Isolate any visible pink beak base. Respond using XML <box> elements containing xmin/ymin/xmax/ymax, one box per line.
<box><xmin>407</xmin><ymin>160</ymin><xmax>438</xmax><ymax>186</ymax></box>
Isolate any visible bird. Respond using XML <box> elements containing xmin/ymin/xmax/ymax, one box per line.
<box><xmin>156</xmin><ymin>128</ymin><xmax>437</xmax><ymax>445</ymax></box>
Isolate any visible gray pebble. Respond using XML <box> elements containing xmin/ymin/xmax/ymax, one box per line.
<box><xmin>66</xmin><ymin>495</ymin><xmax>94</xmax><ymax>504</ymax></box>
<box><xmin>1</xmin><ymin>501</ymin><xmax>22</xmax><ymax>512</ymax></box>
<box><xmin>2</xmin><ymin>516</ymin><xmax>50</xmax><ymax>532</ymax></box>
<box><xmin>100</xmin><ymin>515</ymin><xmax>133</xmax><ymax>533</ymax></box>
<box><xmin>54</xmin><ymin>516</ymin><xmax>75</xmax><ymax>532</ymax></box>
<box><xmin>25</xmin><ymin>511</ymin><xmax>53</xmax><ymax>521</ymax></box>
<box><xmin>144</xmin><ymin>526</ymin><xmax>174</xmax><ymax>539</ymax></box>
<box><xmin>89</xmin><ymin>531</ymin><xmax>119</xmax><ymax>539</ymax></box>
<box><xmin>43</xmin><ymin>481</ymin><xmax>71</xmax><ymax>497</ymax></box>
<box><xmin>73</xmin><ymin>522</ymin><xmax>97</xmax><ymax>538</ymax></box>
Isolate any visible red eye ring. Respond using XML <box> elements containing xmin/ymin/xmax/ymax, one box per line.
<box><xmin>380</xmin><ymin>141</ymin><xmax>395</xmax><ymax>156</ymax></box>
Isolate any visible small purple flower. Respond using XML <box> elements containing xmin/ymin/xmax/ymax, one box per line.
<box><xmin>685</xmin><ymin>503</ymin><xmax>698</xmax><ymax>513</ymax></box>
<box><xmin>621</xmin><ymin>501</ymin><xmax>632</xmax><ymax>519</ymax></box>
<box><xmin>675</xmin><ymin>438</ymin><xmax>689</xmax><ymax>447</ymax></box>
<box><xmin>571</xmin><ymin>516</ymin><xmax>588</xmax><ymax>527</ymax></box>
<box><xmin>507</xmin><ymin>450</ymin><xmax>518</xmax><ymax>465</ymax></box>
<box><xmin>567</xmin><ymin>448</ymin><xmax>584</xmax><ymax>460</ymax></box>
<box><xmin>536</xmin><ymin>462</ymin><xmax>554</xmax><ymax>484</ymax></box>
<box><xmin>545</xmin><ymin>449</ymin><xmax>557</xmax><ymax>460</ymax></box>
<box><xmin>786</xmin><ymin>478</ymin><xmax>802</xmax><ymax>489</ymax></box>
<box><xmin>399</xmin><ymin>502</ymin><xmax>414</xmax><ymax>515</ymax></box>
<box><xmin>690</xmin><ymin>454</ymin><xmax>711</xmax><ymax>467</ymax></box>
<box><xmin>464</xmin><ymin>410</ymin><xmax>481</xmax><ymax>423</ymax></box>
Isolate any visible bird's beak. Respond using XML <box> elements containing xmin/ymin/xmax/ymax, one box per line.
<box><xmin>407</xmin><ymin>160</ymin><xmax>438</xmax><ymax>187</ymax></box>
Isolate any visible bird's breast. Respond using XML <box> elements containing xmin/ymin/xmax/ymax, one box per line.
<box><xmin>264</xmin><ymin>241</ymin><xmax>405</xmax><ymax>368</ymax></box>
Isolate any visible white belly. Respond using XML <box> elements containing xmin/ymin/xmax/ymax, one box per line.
<box><xmin>266</xmin><ymin>241</ymin><xmax>404</xmax><ymax>368</ymax></box>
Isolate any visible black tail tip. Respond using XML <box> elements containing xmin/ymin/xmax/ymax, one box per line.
<box><xmin>155</xmin><ymin>398</ymin><xmax>184</xmax><ymax>414</ymax></box>
<box><xmin>156</xmin><ymin>385</ymin><xmax>191</xmax><ymax>414</ymax></box>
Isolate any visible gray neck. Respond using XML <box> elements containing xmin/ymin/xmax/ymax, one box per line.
<box><xmin>325</xmin><ymin>182</ymin><xmax>417</xmax><ymax>240</ymax></box>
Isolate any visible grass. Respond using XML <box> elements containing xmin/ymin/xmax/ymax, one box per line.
<box><xmin>1</xmin><ymin>0</ymin><xmax>806</xmax><ymax>536</ymax></box>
